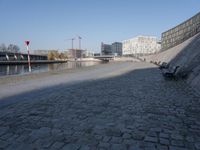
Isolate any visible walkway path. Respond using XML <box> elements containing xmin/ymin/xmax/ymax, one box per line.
<box><xmin>0</xmin><ymin>62</ymin><xmax>143</xmax><ymax>99</ymax></box>
<box><xmin>0</xmin><ymin>62</ymin><xmax>200</xmax><ymax>150</ymax></box>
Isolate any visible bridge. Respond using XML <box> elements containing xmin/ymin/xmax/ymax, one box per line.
<box><xmin>93</xmin><ymin>55</ymin><xmax>114</xmax><ymax>61</ymax></box>
<box><xmin>0</xmin><ymin>51</ymin><xmax>47</xmax><ymax>61</ymax></box>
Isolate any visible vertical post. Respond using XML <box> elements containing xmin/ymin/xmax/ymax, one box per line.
<box><xmin>71</xmin><ymin>38</ymin><xmax>74</xmax><ymax>50</ymax></box>
<box><xmin>25</xmin><ymin>41</ymin><xmax>31</xmax><ymax>72</ymax></box>
<box><xmin>71</xmin><ymin>38</ymin><xmax>76</xmax><ymax>60</ymax></box>
<box><xmin>6</xmin><ymin>54</ymin><xmax>9</xmax><ymax>60</ymax></box>
<box><xmin>78</xmin><ymin>36</ymin><xmax>82</xmax><ymax>59</ymax></box>
<box><xmin>78</xmin><ymin>36</ymin><xmax>81</xmax><ymax>50</ymax></box>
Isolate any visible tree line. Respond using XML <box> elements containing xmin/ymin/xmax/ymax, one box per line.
<box><xmin>48</xmin><ymin>51</ymin><xmax>68</xmax><ymax>60</ymax></box>
<box><xmin>0</xmin><ymin>43</ymin><xmax>20</xmax><ymax>53</ymax></box>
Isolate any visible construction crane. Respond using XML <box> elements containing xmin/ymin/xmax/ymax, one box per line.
<box><xmin>77</xmin><ymin>36</ymin><xmax>82</xmax><ymax>50</ymax></box>
<box><xmin>68</xmin><ymin>38</ymin><xmax>75</xmax><ymax>50</ymax></box>
<box><xmin>68</xmin><ymin>38</ymin><xmax>76</xmax><ymax>60</ymax></box>
<box><xmin>77</xmin><ymin>36</ymin><xmax>83</xmax><ymax>59</ymax></box>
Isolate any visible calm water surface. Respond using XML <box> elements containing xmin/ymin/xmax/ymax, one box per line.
<box><xmin>0</xmin><ymin>61</ymin><xmax>102</xmax><ymax>76</ymax></box>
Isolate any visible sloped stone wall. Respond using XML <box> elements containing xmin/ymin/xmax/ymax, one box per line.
<box><xmin>147</xmin><ymin>33</ymin><xmax>200</xmax><ymax>94</ymax></box>
<box><xmin>161</xmin><ymin>12</ymin><xmax>200</xmax><ymax>51</ymax></box>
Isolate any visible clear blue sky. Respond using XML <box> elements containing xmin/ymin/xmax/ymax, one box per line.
<box><xmin>0</xmin><ymin>0</ymin><xmax>199</xmax><ymax>52</ymax></box>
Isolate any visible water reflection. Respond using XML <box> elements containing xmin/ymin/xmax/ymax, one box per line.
<box><xmin>0</xmin><ymin>61</ymin><xmax>101</xmax><ymax>76</ymax></box>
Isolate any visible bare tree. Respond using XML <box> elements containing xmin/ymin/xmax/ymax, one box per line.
<box><xmin>13</xmin><ymin>45</ymin><xmax>20</xmax><ymax>52</ymax></box>
<box><xmin>7</xmin><ymin>44</ymin><xmax>14</xmax><ymax>52</ymax></box>
<box><xmin>0</xmin><ymin>43</ymin><xmax>7</xmax><ymax>52</ymax></box>
<box><xmin>7</xmin><ymin>44</ymin><xmax>20</xmax><ymax>52</ymax></box>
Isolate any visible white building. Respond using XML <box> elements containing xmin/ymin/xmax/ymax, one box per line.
<box><xmin>83</xmin><ymin>50</ymin><xmax>94</xmax><ymax>57</ymax></box>
<box><xmin>122</xmin><ymin>36</ymin><xmax>161</xmax><ymax>56</ymax></box>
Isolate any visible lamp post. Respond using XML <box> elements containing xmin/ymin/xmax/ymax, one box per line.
<box><xmin>25</xmin><ymin>41</ymin><xmax>31</xmax><ymax>72</ymax></box>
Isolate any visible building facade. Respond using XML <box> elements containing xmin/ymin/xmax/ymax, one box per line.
<box><xmin>161</xmin><ymin>12</ymin><xmax>200</xmax><ymax>51</ymax></box>
<box><xmin>101</xmin><ymin>42</ymin><xmax>122</xmax><ymax>56</ymax></box>
<box><xmin>122</xmin><ymin>36</ymin><xmax>161</xmax><ymax>56</ymax></box>
<box><xmin>111</xmin><ymin>42</ymin><xmax>122</xmax><ymax>56</ymax></box>
<box><xmin>101</xmin><ymin>43</ymin><xmax>112</xmax><ymax>55</ymax></box>
<box><xmin>67</xmin><ymin>49</ymin><xmax>86</xmax><ymax>59</ymax></box>
<box><xmin>82</xmin><ymin>50</ymin><xmax>94</xmax><ymax>57</ymax></box>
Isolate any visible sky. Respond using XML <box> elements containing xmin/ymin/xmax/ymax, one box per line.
<box><xmin>0</xmin><ymin>0</ymin><xmax>199</xmax><ymax>52</ymax></box>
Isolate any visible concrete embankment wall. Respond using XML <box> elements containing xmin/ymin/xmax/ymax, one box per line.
<box><xmin>146</xmin><ymin>33</ymin><xmax>200</xmax><ymax>93</ymax></box>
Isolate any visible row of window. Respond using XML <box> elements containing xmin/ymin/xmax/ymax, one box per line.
<box><xmin>163</xmin><ymin>22</ymin><xmax>199</xmax><ymax>39</ymax></box>
<box><xmin>162</xmin><ymin>32</ymin><xmax>195</xmax><ymax>50</ymax></box>
<box><xmin>161</xmin><ymin>13</ymin><xmax>200</xmax><ymax>50</ymax></box>
<box><xmin>162</xmin><ymin>13</ymin><xmax>200</xmax><ymax>37</ymax></box>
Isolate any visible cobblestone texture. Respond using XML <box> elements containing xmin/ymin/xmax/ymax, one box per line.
<box><xmin>0</xmin><ymin>63</ymin><xmax>200</xmax><ymax>150</ymax></box>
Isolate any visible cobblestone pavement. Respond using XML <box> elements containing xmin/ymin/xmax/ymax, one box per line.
<box><xmin>0</xmin><ymin>63</ymin><xmax>200</xmax><ymax>150</ymax></box>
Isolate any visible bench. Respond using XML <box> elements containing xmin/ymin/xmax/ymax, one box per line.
<box><xmin>159</xmin><ymin>62</ymin><xmax>169</xmax><ymax>69</ymax></box>
<box><xmin>161</xmin><ymin>66</ymin><xmax>180</xmax><ymax>78</ymax></box>
<box><xmin>154</xmin><ymin>61</ymin><xmax>160</xmax><ymax>66</ymax></box>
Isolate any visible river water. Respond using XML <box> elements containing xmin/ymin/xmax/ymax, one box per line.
<box><xmin>0</xmin><ymin>61</ymin><xmax>102</xmax><ymax>76</ymax></box>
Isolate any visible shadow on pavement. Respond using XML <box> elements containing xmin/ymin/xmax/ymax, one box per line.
<box><xmin>0</xmin><ymin>66</ymin><xmax>200</xmax><ymax>150</ymax></box>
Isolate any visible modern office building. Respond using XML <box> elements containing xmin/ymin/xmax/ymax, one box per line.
<box><xmin>101</xmin><ymin>42</ymin><xmax>122</xmax><ymax>56</ymax></box>
<box><xmin>111</xmin><ymin>42</ymin><xmax>122</xmax><ymax>56</ymax></box>
<box><xmin>94</xmin><ymin>53</ymin><xmax>101</xmax><ymax>56</ymax></box>
<box><xmin>101</xmin><ymin>43</ymin><xmax>112</xmax><ymax>55</ymax></box>
<box><xmin>161</xmin><ymin>12</ymin><xmax>200</xmax><ymax>51</ymax></box>
<box><xmin>122</xmin><ymin>36</ymin><xmax>161</xmax><ymax>56</ymax></box>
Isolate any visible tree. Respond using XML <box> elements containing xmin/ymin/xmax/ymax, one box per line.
<box><xmin>54</xmin><ymin>51</ymin><xmax>59</xmax><ymax>59</ymax></box>
<box><xmin>48</xmin><ymin>52</ymin><xmax>55</xmax><ymax>60</ymax></box>
<box><xmin>13</xmin><ymin>45</ymin><xmax>20</xmax><ymax>52</ymax></box>
<box><xmin>7</xmin><ymin>44</ymin><xmax>20</xmax><ymax>52</ymax></box>
<box><xmin>48</xmin><ymin>51</ymin><xmax>68</xmax><ymax>60</ymax></box>
<box><xmin>59</xmin><ymin>53</ymin><xmax>65</xmax><ymax>59</ymax></box>
<box><xmin>7</xmin><ymin>44</ymin><xmax>14</xmax><ymax>52</ymax></box>
<box><xmin>0</xmin><ymin>43</ymin><xmax>7</xmax><ymax>52</ymax></box>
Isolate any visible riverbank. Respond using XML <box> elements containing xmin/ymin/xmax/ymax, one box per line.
<box><xmin>0</xmin><ymin>61</ymin><xmax>151</xmax><ymax>100</ymax></box>
<box><xmin>0</xmin><ymin>60</ymin><xmax>68</xmax><ymax>65</ymax></box>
